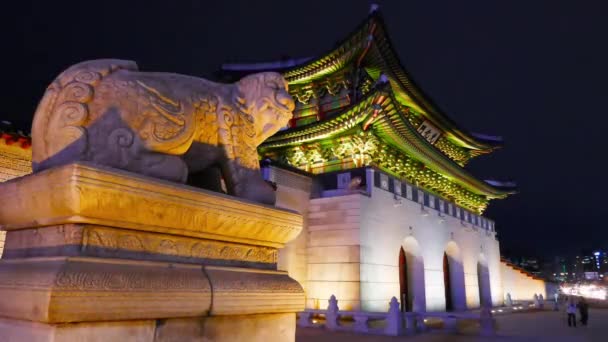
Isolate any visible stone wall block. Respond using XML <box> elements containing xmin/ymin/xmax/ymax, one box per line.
<box><xmin>0</xmin><ymin>257</ymin><xmax>212</xmax><ymax>323</ymax></box>
<box><xmin>205</xmin><ymin>266</ymin><xmax>305</xmax><ymax>315</ymax></box>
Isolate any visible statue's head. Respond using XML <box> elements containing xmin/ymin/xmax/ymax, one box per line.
<box><xmin>234</xmin><ymin>72</ymin><xmax>295</xmax><ymax>144</ymax></box>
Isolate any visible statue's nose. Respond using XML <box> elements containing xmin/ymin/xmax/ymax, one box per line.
<box><xmin>277</xmin><ymin>92</ymin><xmax>295</xmax><ymax>112</ymax></box>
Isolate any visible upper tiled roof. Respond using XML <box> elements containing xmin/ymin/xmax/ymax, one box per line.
<box><xmin>221</xmin><ymin>7</ymin><xmax>502</xmax><ymax>153</ymax></box>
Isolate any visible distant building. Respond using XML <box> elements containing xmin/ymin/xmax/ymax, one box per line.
<box><xmin>502</xmin><ymin>255</ymin><xmax>542</xmax><ymax>277</ymax></box>
<box><xmin>586</xmin><ymin>250</ymin><xmax>607</xmax><ymax>280</ymax></box>
<box><xmin>541</xmin><ymin>256</ymin><xmax>570</xmax><ymax>283</ymax></box>
<box><xmin>519</xmin><ymin>257</ymin><xmax>541</xmax><ymax>276</ymax></box>
<box><xmin>571</xmin><ymin>250</ymin><xmax>608</xmax><ymax>281</ymax></box>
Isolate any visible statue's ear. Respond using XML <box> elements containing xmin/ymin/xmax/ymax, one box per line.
<box><xmin>233</xmin><ymin>75</ymin><xmax>260</xmax><ymax>114</ymax></box>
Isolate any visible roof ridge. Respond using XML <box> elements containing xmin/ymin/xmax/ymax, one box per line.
<box><xmin>366</xmin><ymin>15</ymin><xmax>503</xmax><ymax>150</ymax></box>
<box><xmin>220</xmin><ymin>6</ymin><xmax>381</xmax><ymax>74</ymax></box>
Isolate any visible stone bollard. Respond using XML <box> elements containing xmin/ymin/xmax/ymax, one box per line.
<box><xmin>297</xmin><ymin>311</ymin><xmax>313</xmax><ymax>327</ymax></box>
<box><xmin>385</xmin><ymin>297</ymin><xmax>403</xmax><ymax>336</ymax></box>
<box><xmin>326</xmin><ymin>295</ymin><xmax>340</xmax><ymax>330</ymax></box>
<box><xmin>479</xmin><ymin>307</ymin><xmax>496</xmax><ymax>337</ymax></box>
<box><xmin>534</xmin><ymin>294</ymin><xmax>541</xmax><ymax>309</ymax></box>
<box><xmin>505</xmin><ymin>293</ymin><xmax>513</xmax><ymax>307</ymax></box>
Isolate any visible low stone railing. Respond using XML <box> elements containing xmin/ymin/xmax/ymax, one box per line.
<box><xmin>417</xmin><ymin>311</ymin><xmax>495</xmax><ymax>336</ymax></box>
<box><xmin>503</xmin><ymin>293</ymin><xmax>547</xmax><ymax>311</ymax></box>
<box><xmin>297</xmin><ymin>296</ymin><xmax>416</xmax><ymax>336</ymax></box>
<box><xmin>297</xmin><ymin>295</ymin><xmax>496</xmax><ymax>337</ymax></box>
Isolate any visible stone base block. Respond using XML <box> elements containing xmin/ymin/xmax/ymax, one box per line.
<box><xmin>0</xmin><ymin>318</ymin><xmax>156</xmax><ymax>342</ymax></box>
<box><xmin>156</xmin><ymin>313</ymin><xmax>295</xmax><ymax>342</ymax></box>
<box><xmin>0</xmin><ymin>163</ymin><xmax>304</xmax><ymax>341</ymax></box>
<box><xmin>0</xmin><ymin>313</ymin><xmax>295</xmax><ymax>342</ymax></box>
<box><xmin>0</xmin><ymin>163</ymin><xmax>302</xmax><ymax>249</ymax></box>
<box><xmin>0</xmin><ymin>256</ymin><xmax>212</xmax><ymax>323</ymax></box>
<box><xmin>0</xmin><ymin>257</ymin><xmax>303</xmax><ymax>324</ymax></box>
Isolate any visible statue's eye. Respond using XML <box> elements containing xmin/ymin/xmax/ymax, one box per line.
<box><xmin>267</xmin><ymin>82</ymin><xmax>280</xmax><ymax>90</ymax></box>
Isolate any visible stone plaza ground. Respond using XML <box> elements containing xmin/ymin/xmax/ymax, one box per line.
<box><xmin>296</xmin><ymin>308</ymin><xmax>608</xmax><ymax>341</ymax></box>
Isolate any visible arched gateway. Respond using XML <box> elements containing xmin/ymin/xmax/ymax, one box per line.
<box><xmin>443</xmin><ymin>241</ymin><xmax>466</xmax><ymax>311</ymax></box>
<box><xmin>478</xmin><ymin>254</ymin><xmax>493</xmax><ymax>308</ymax></box>
<box><xmin>398</xmin><ymin>236</ymin><xmax>425</xmax><ymax>312</ymax></box>
<box><xmin>398</xmin><ymin>247</ymin><xmax>409</xmax><ymax>311</ymax></box>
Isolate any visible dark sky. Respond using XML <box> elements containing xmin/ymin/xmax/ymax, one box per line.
<box><xmin>3</xmin><ymin>0</ymin><xmax>607</xmax><ymax>258</ymax></box>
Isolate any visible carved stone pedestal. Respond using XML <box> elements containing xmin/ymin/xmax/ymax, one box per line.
<box><xmin>0</xmin><ymin>163</ymin><xmax>304</xmax><ymax>342</ymax></box>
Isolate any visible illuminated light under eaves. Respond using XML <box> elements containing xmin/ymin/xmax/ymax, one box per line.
<box><xmin>268</xmin><ymin>131</ymin><xmax>491</xmax><ymax>213</ymax></box>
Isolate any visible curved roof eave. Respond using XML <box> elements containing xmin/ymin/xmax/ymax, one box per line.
<box><xmin>371</xmin><ymin>91</ymin><xmax>511</xmax><ymax>198</ymax></box>
<box><xmin>221</xmin><ymin>10</ymin><xmax>503</xmax><ymax>152</ymax></box>
<box><xmin>260</xmin><ymin>87</ymin><xmax>513</xmax><ymax>198</ymax></box>
<box><xmin>365</xmin><ymin>14</ymin><xmax>502</xmax><ymax>151</ymax></box>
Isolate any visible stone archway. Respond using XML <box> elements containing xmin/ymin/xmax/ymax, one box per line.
<box><xmin>443</xmin><ymin>241</ymin><xmax>466</xmax><ymax>311</ymax></box>
<box><xmin>478</xmin><ymin>253</ymin><xmax>492</xmax><ymax>308</ymax></box>
<box><xmin>400</xmin><ymin>236</ymin><xmax>425</xmax><ymax>312</ymax></box>
<box><xmin>398</xmin><ymin>247</ymin><xmax>409</xmax><ymax>312</ymax></box>
<box><xmin>443</xmin><ymin>252</ymin><xmax>453</xmax><ymax>311</ymax></box>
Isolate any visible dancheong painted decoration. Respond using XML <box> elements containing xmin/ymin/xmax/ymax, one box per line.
<box><xmin>221</xmin><ymin>7</ymin><xmax>516</xmax><ymax>214</ymax></box>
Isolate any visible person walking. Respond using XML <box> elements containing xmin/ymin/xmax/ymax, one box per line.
<box><xmin>577</xmin><ymin>297</ymin><xmax>589</xmax><ymax>326</ymax></box>
<box><xmin>566</xmin><ymin>300</ymin><xmax>577</xmax><ymax>327</ymax></box>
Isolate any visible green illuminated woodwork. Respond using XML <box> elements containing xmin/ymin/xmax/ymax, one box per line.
<box><xmin>396</xmin><ymin>104</ymin><xmax>472</xmax><ymax>166</ymax></box>
<box><xmin>260</xmin><ymin>85</ymin><xmax>513</xmax><ymax>213</ymax></box>
<box><xmin>287</xmin><ymin>71</ymin><xmax>475</xmax><ymax>167</ymax></box>
<box><xmin>263</xmin><ymin>130</ymin><xmax>489</xmax><ymax>214</ymax></box>
<box><xmin>434</xmin><ymin>137</ymin><xmax>471</xmax><ymax>166</ymax></box>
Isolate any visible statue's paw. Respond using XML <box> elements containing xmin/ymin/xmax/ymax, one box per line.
<box><xmin>239</xmin><ymin>180</ymin><xmax>276</xmax><ymax>206</ymax></box>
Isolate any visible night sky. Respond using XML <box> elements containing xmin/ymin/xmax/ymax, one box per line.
<box><xmin>3</xmin><ymin>0</ymin><xmax>607</xmax><ymax>258</ymax></box>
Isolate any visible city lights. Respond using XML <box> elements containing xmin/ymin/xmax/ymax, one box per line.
<box><xmin>561</xmin><ymin>284</ymin><xmax>607</xmax><ymax>300</ymax></box>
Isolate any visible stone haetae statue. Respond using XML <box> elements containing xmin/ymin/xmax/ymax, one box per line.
<box><xmin>31</xmin><ymin>59</ymin><xmax>294</xmax><ymax>205</ymax></box>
